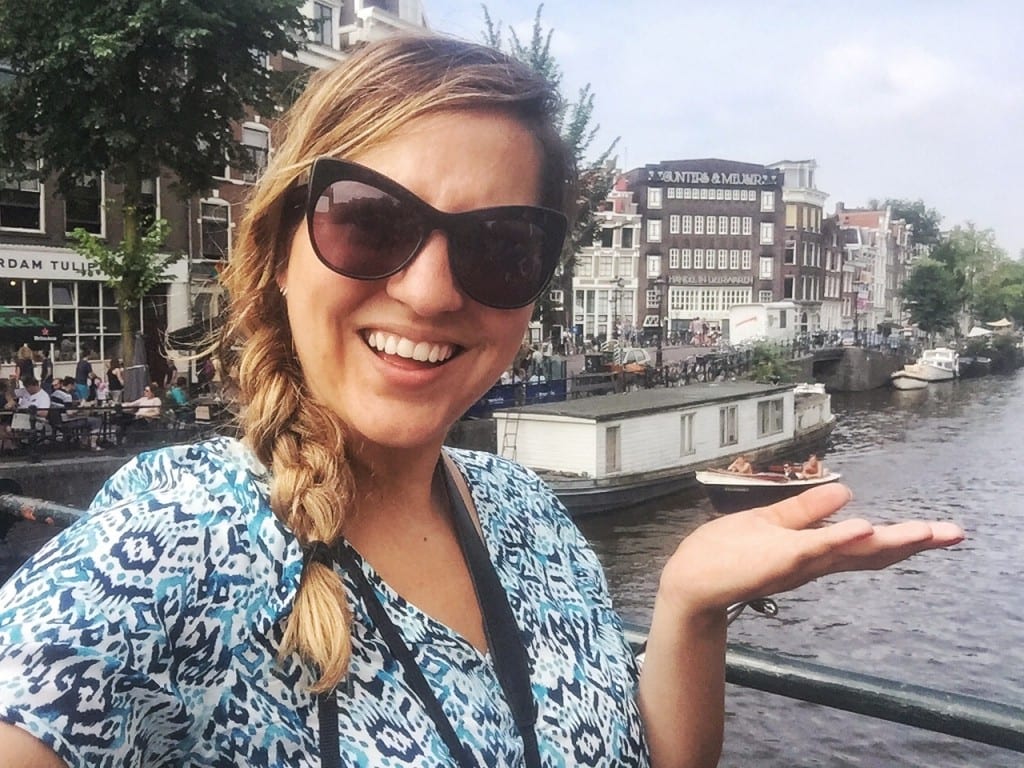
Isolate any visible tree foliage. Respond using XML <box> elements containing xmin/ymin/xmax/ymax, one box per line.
<box><xmin>930</xmin><ymin>222</ymin><xmax>1007</xmax><ymax>316</ymax></box>
<box><xmin>481</xmin><ymin>3</ymin><xmax>619</xmax><ymax>332</ymax></box>
<box><xmin>884</xmin><ymin>198</ymin><xmax>943</xmax><ymax>247</ymax></box>
<box><xmin>0</xmin><ymin>0</ymin><xmax>309</xmax><ymax>357</ymax></box>
<box><xmin>899</xmin><ymin>258</ymin><xmax>960</xmax><ymax>338</ymax></box>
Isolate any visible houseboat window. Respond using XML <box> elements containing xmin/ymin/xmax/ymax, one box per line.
<box><xmin>719</xmin><ymin>406</ymin><xmax>738</xmax><ymax>447</ymax></box>
<box><xmin>605</xmin><ymin>426</ymin><xmax>620</xmax><ymax>473</ymax></box>
<box><xmin>757</xmin><ymin>398</ymin><xmax>785</xmax><ymax>437</ymax></box>
<box><xmin>680</xmin><ymin>413</ymin><xmax>695</xmax><ymax>456</ymax></box>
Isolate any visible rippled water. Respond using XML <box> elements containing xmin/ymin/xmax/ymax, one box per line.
<box><xmin>576</xmin><ymin>372</ymin><xmax>1024</xmax><ymax>767</ymax></box>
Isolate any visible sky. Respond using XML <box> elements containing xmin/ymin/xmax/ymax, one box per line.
<box><xmin>424</xmin><ymin>0</ymin><xmax>1024</xmax><ymax>257</ymax></box>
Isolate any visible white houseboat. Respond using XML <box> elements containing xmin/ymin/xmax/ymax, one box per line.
<box><xmin>492</xmin><ymin>381</ymin><xmax>835</xmax><ymax>515</ymax></box>
<box><xmin>890</xmin><ymin>347</ymin><xmax>959</xmax><ymax>389</ymax></box>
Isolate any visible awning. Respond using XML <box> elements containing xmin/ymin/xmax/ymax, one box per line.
<box><xmin>0</xmin><ymin>306</ymin><xmax>64</xmax><ymax>345</ymax></box>
<box><xmin>985</xmin><ymin>317</ymin><xmax>1013</xmax><ymax>328</ymax></box>
<box><xmin>967</xmin><ymin>326</ymin><xmax>993</xmax><ymax>338</ymax></box>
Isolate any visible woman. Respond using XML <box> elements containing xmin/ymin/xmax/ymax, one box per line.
<box><xmin>0</xmin><ymin>34</ymin><xmax>962</xmax><ymax>767</ymax></box>
<box><xmin>106</xmin><ymin>357</ymin><xmax>124</xmax><ymax>402</ymax></box>
<box><xmin>15</xmin><ymin>344</ymin><xmax>33</xmax><ymax>383</ymax></box>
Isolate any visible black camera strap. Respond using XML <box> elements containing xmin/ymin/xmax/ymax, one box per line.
<box><xmin>316</xmin><ymin>457</ymin><xmax>539</xmax><ymax>768</ymax></box>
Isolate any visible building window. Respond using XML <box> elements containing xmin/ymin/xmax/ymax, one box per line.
<box><xmin>784</xmin><ymin>240</ymin><xmax>796</xmax><ymax>264</ymax></box>
<box><xmin>0</xmin><ymin>166</ymin><xmax>42</xmax><ymax>231</ymax></box>
<box><xmin>694</xmin><ymin>216</ymin><xmax>704</xmax><ymax>235</ymax></box>
<box><xmin>647</xmin><ymin>187</ymin><xmax>663</xmax><ymax>209</ymax></box>
<box><xmin>681</xmin><ymin>215</ymin><xmax>692</xmax><ymax>234</ymax></box>
<box><xmin>757</xmin><ymin>398</ymin><xmax>785</xmax><ymax>437</ymax></box>
<box><xmin>621</xmin><ymin>227</ymin><xmax>634</xmax><ymax>249</ymax></box>
<box><xmin>646</xmin><ymin>254</ymin><xmax>662</xmax><ymax>277</ymax></box>
<box><xmin>65</xmin><ymin>174</ymin><xmax>103</xmax><ymax>235</ymax></box>
<box><xmin>313</xmin><ymin>2</ymin><xmax>334</xmax><ymax>46</ymax></box>
<box><xmin>598</xmin><ymin>255</ymin><xmax>613</xmax><ymax>276</ymax></box>
<box><xmin>717</xmin><ymin>250</ymin><xmax>728</xmax><ymax>270</ymax></box>
<box><xmin>720</xmin><ymin>405</ymin><xmax>738</xmax><ymax>447</ymax></box>
<box><xmin>693</xmin><ymin>249</ymin><xmax>704</xmax><ymax>269</ymax></box>
<box><xmin>783</xmin><ymin>276</ymin><xmax>794</xmax><ymax>299</ymax></box>
<box><xmin>669</xmin><ymin>248</ymin><xmax>680</xmax><ymax>269</ymax></box>
<box><xmin>646</xmin><ymin>289</ymin><xmax>660</xmax><ymax>308</ymax></box>
<box><xmin>759</xmin><ymin>289</ymin><xmax>772</xmax><ymax>302</ymax></box>
<box><xmin>729</xmin><ymin>249</ymin><xmax>740</xmax><ymax>270</ymax></box>
<box><xmin>646</xmin><ymin>219</ymin><xmax>661</xmax><ymax>242</ymax></box>
<box><xmin>706</xmin><ymin>215</ymin><xmax>716</xmax><ymax>235</ymax></box>
<box><xmin>759</xmin><ymin>222</ymin><xmax>774</xmax><ymax>245</ymax></box>
<box><xmin>669</xmin><ymin>214</ymin><xmax>680</xmax><ymax>234</ymax></box>
<box><xmin>761</xmin><ymin>190</ymin><xmax>775</xmax><ymax>212</ymax></box>
<box><xmin>786</xmin><ymin>203</ymin><xmax>798</xmax><ymax>228</ymax></box>
<box><xmin>680</xmin><ymin>412</ymin><xmax>695</xmax><ymax>456</ymax></box>
<box><xmin>200</xmin><ymin>200</ymin><xmax>230</xmax><ymax>260</ymax></box>
<box><xmin>599</xmin><ymin>227</ymin><xmax>614</xmax><ymax>248</ymax></box>
<box><xmin>718</xmin><ymin>215</ymin><xmax>728</xmax><ymax>235</ymax></box>
<box><xmin>742</xmin><ymin>216</ymin><xmax>752</xmax><ymax>236</ymax></box>
<box><xmin>241</xmin><ymin>123</ymin><xmax>270</xmax><ymax>182</ymax></box>
<box><xmin>666</xmin><ymin>187</ymin><xmax>676</xmax><ymax>199</ymax></box>
<box><xmin>549</xmin><ymin>289</ymin><xmax>564</xmax><ymax>305</ymax></box>
<box><xmin>138</xmin><ymin>177</ymin><xmax>159</xmax><ymax>232</ymax></box>
<box><xmin>741</xmin><ymin>249</ymin><xmax>752</xmax><ymax>270</ymax></box>
<box><xmin>730</xmin><ymin>216</ymin><xmax>740</xmax><ymax>235</ymax></box>
<box><xmin>680</xmin><ymin>248</ymin><xmax>692</xmax><ymax>269</ymax></box>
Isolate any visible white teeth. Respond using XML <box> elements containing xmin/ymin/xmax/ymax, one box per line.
<box><xmin>366</xmin><ymin>331</ymin><xmax>453</xmax><ymax>363</ymax></box>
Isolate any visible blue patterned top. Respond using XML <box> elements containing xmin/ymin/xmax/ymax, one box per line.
<box><xmin>0</xmin><ymin>437</ymin><xmax>647</xmax><ymax>766</ymax></box>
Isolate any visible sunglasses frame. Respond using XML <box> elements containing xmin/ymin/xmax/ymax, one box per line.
<box><xmin>302</xmin><ymin>157</ymin><xmax>567</xmax><ymax>310</ymax></box>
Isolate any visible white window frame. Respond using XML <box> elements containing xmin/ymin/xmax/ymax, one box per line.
<box><xmin>759</xmin><ymin>256</ymin><xmax>773</xmax><ymax>279</ymax></box>
<box><xmin>760</xmin><ymin>222</ymin><xmax>774</xmax><ymax>245</ymax></box>
<box><xmin>669</xmin><ymin>214</ymin><xmax>680</xmax><ymax>234</ymax></box>
<box><xmin>669</xmin><ymin>248</ymin><xmax>680</xmax><ymax>269</ymax></box>
<box><xmin>720</xmin><ymin>405</ymin><xmax>739</xmax><ymax>447</ymax></box>
<box><xmin>706</xmin><ymin>215</ymin><xmax>716</xmax><ymax>235</ymax></box>
<box><xmin>741</xmin><ymin>249</ymin><xmax>752</xmax><ymax>270</ymax></box>
<box><xmin>646</xmin><ymin>219</ymin><xmax>662</xmax><ymax>242</ymax></box>
<box><xmin>760</xmin><ymin>190</ymin><xmax>775</xmax><ymax>212</ymax></box>
<box><xmin>717</xmin><ymin>249</ymin><xmax>728</xmax><ymax>270</ymax></box>
<box><xmin>680</xmin><ymin>248</ymin><xmax>692</xmax><ymax>269</ymax></box>
<box><xmin>646</xmin><ymin>254</ymin><xmax>662</xmax><ymax>277</ymax></box>
<box><xmin>729</xmin><ymin>249</ymin><xmax>740</xmax><ymax>270</ymax></box>
<box><xmin>199</xmin><ymin>197</ymin><xmax>231</xmax><ymax>261</ymax></box>
<box><xmin>730</xmin><ymin>216</ymin><xmax>741</xmax><ymax>235</ymax></box>
<box><xmin>647</xmin><ymin>186</ymin><xmax>663</xmax><ymax>209</ymax></box>
<box><xmin>1</xmin><ymin>161</ymin><xmax>44</xmax><ymax>233</ymax></box>
<box><xmin>64</xmin><ymin>172</ymin><xmax>106</xmax><ymax>237</ymax></box>
<box><xmin>694</xmin><ymin>216</ymin><xmax>704</xmax><ymax>235</ymax></box>
<box><xmin>742</xmin><ymin>216</ymin><xmax>753</xmax><ymax>236</ymax></box>
<box><xmin>241</xmin><ymin>122</ymin><xmax>271</xmax><ymax>183</ymax></box>
<box><xmin>681</xmin><ymin>215</ymin><xmax>692</xmax><ymax>234</ymax></box>
<box><xmin>693</xmin><ymin>249</ymin><xmax>704</xmax><ymax>270</ymax></box>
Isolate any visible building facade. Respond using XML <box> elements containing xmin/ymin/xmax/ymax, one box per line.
<box><xmin>572</xmin><ymin>177</ymin><xmax>641</xmax><ymax>346</ymax></box>
<box><xmin>620</xmin><ymin>159</ymin><xmax>784</xmax><ymax>340</ymax></box>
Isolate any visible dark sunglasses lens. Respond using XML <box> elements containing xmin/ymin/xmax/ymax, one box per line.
<box><xmin>452</xmin><ymin>218</ymin><xmax>551</xmax><ymax>309</ymax></box>
<box><xmin>310</xmin><ymin>180</ymin><xmax>423</xmax><ymax>278</ymax></box>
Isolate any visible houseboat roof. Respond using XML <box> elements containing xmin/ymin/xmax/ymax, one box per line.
<box><xmin>494</xmin><ymin>381</ymin><xmax>794</xmax><ymax>422</ymax></box>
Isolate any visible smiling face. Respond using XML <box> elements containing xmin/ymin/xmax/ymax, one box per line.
<box><xmin>280</xmin><ymin>109</ymin><xmax>543</xmax><ymax>461</ymax></box>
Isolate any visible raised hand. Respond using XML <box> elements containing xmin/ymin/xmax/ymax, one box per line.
<box><xmin>657</xmin><ymin>483</ymin><xmax>965</xmax><ymax>616</ymax></box>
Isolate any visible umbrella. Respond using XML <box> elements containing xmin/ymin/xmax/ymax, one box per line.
<box><xmin>985</xmin><ymin>317</ymin><xmax>1013</xmax><ymax>328</ymax></box>
<box><xmin>0</xmin><ymin>306</ymin><xmax>64</xmax><ymax>345</ymax></box>
<box><xmin>967</xmin><ymin>326</ymin><xmax>993</xmax><ymax>338</ymax></box>
<box><xmin>122</xmin><ymin>332</ymin><xmax>150</xmax><ymax>402</ymax></box>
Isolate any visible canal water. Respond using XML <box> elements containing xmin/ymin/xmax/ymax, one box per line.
<box><xmin>576</xmin><ymin>371</ymin><xmax>1024</xmax><ymax>767</ymax></box>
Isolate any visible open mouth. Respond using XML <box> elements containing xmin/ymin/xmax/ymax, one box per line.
<box><xmin>365</xmin><ymin>330</ymin><xmax>457</xmax><ymax>364</ymax></box>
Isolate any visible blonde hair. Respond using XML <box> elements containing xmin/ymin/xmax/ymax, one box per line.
<box><xmin>218</xmin><ymin>33</ymin><xmax>573</xmax><ymax>692</ymax></box>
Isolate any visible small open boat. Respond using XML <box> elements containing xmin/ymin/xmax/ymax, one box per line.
<box><xmin>695</xmin><ymin>467</ymin><xmax>842</xmax><ymax>513</ymax></box>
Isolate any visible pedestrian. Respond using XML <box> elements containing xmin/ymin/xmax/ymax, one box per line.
<box><xmin>74</xmin><ymin>348</ymin><xmax>93</xmax><ymax>401</ymax></box>
<box><xmin>0</xmin><ymin>33</ymin><xmax>963</xmax><ymax>768</ymax></box>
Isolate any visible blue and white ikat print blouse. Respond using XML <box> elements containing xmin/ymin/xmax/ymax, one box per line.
<box><xmin>0</xmin><ymin>437</ymin><xmax>648</xmax><ymax>766</ymax></box>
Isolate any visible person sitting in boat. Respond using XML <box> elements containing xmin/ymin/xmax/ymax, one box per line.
<box><xmin>782</xmin><ymin>463</ymin><xmax>801</xmax><ymax>480</ymax></box>
<box><xmin>802</xmin><ymin>454</ymin><xmax>824</xmax><ymax>479</ymax></box>
<box><xmin>727</xmin><ymin>455</ymin><xmax>753</xmax><ymax>474</ymax></box>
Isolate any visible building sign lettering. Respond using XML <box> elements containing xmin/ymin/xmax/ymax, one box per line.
<box><xmin>669</xmin><ymin>273</ymin><xmax>753</xmax><ymax>286</ymax></box>
<box><xmin>646</xmin><ymin>169</ymin><xmax>779</xmax><ymax>187</ymax></box>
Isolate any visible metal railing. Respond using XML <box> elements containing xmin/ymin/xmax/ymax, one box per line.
<box><xmin>1</xmin><ymin>494</ymin><xmax>1020</xmax><ymax>754</ymax></box>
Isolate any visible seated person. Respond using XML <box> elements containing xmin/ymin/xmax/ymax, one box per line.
<box><xmin>123</xmin><ymin>385</ymin><xmax>163</xmax><ymax>422</ymax></box>
<box><xmin>802</xmin><ymin>453</ymin><xmax>824</xmax><ymax>479</ymax></box>
<box><xmin>727</xmin><ymin>454</ymin><xmax>753</xmax><ymax>474</ymax></box>
<box><xmin>49</xmin><ymin>376</ymin><xmax>79</xmax><ymax>409</ymax></box>
<box><xmin>13</xmin><ymin>376</ymin><xmax>50</xmax><ymax>418</ymax></box>
<box><xmin>782</xmin><ymin>463</ymin><xmax>801</xmax><ymax>480</ymax></box>
<box><xmin>52</xmin><ymin>376</ymin><xmax>105</xmax><ymax>450</ymax></box>
<box><xmin>167</xmin><ymin>376</ymin><xmax>190</xmax><ymax>407</ymax></box>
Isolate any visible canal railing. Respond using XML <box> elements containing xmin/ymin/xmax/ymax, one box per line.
<box><xmin>1</xmin><ymin>493</ymin><xmax>1020</xmax><ymax>755</ymax></box>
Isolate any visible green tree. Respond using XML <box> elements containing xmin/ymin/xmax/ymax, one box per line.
<box><xmin>0</xmin><ymin>0</ymin><xmax>309</xmax><ymax>359</ymax></box>
<box><xmin>970</xmin><ymin>259</ymin><xmax>1024</xmax><ymax>324</ymax></box>
<box><xmin>930</xmin><ymin>223</ymin><xmax>1007</xmax><ymax>320</ymax></box>
<box><xmin>884</xmin><ymin>198</ymin><xmax>943</xmax><ymax>247</ymax></box>
<box><xmin>899</xmin><ymin>258</ymin><xmax>960</xmax><ymax>341</ymax></box>
<box><xmin>482</xmin><ymin>4</ymin><xmax>618</xmax><ymax>338</ymax></box>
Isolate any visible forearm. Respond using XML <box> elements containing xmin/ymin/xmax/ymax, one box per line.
<box><xmin>638</xmin><ymin>592</ymin><xmax>728</xmax><ymax>768</ymax></box>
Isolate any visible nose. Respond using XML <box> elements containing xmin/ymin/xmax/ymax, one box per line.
<box><xmin>384</xmin><ymin>229</ymin><xmax>466</xmax><ymax>315</ymax></box>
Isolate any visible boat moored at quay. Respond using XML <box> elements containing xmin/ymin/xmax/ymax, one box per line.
<box><xmin>492</xmin><ymin>380</ymin><xmax>835</xmax><ymax>515</ymax></box>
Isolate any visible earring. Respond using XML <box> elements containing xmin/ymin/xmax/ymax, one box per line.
<box><xmin>279</xmin><ymin>284</ymin><xmax>288</xmax><ymax>298</ymax></box>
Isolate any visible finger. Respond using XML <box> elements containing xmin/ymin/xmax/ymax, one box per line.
<box><xmin>757</xmin><ymin>482</ymin><xmax>853</xmax><ymax>529</ymax></box>
<box><xmin>838</xmin><ymin>520</ymin><xmax>966</xmax><ymax>555</ymax></box>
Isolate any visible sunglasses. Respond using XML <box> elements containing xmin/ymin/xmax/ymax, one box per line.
<box><xmin>300</xmin><ymin>158</ymin><xmax>567</xmax><ymax>310</ymax></box>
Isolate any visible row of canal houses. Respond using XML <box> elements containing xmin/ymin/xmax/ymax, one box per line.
<box><xmin>0</xmin><ymin>0</ymin><xmax>922</xmax><ymax>380</ymax></box>
<box><xmin>567</xmin><ymin>158</ymin><xmax>924</xmax><ymax>349</ymax></box>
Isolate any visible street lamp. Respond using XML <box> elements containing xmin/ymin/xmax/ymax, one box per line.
<box><xmin>611</xmin><ymin>277</ymin><xmax>624</xmax><ymax>340</ymax></box>
<box><xmin>652</xmin><ymin>275</ymin><xmax>668</xmax><ymax>372</ymax></box>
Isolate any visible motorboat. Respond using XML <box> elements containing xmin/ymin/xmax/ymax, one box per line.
<box><xmin>695</xmin><ymin>467</ymin><xmax>842</xmax><ymax>514</ymax></box>
<box><xmin>890</xmin><ymin>347</ymin><xmax>958</xmax><ymax>389</ymax></box>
